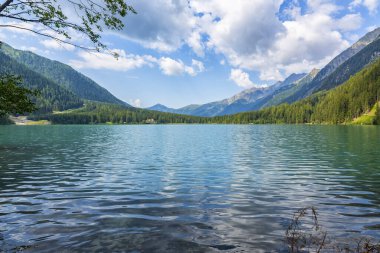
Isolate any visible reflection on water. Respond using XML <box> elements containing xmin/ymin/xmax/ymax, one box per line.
<box><xmin>0</xmin><ymin>125</ymin><xmax>379</xmax><ymax>252</ymax></box>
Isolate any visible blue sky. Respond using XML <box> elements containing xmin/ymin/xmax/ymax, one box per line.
<box><xmin>0</xmin><ymin>0</ymin><xmax>379</xmax><ymax>108</ymax></box>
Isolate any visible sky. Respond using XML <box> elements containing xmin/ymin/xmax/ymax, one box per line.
<box><xmin>0</xmin><ymin>0</ymin><xmax>379</xmax><ymax>108</ymax></box>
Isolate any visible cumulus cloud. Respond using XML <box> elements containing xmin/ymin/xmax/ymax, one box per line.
<box><xmin>70</xmin><ymin>49</ymin><xmax>204</xmax><ymax>77</ymax></box>
<box><xmin>350</xmin><ymin>0</ymin><xmax>380</xmax><ymax>14</ymax></box>
<box><xmin>187</xmin><ymin>31</ymin><xmax>205</xmax><ymax>57</ymax></box>
<box><xmin>336</xmin><ymin>14</ymin><xmax>363</xmax><ymax>32</ymax></box>
<box><xmin>70</xmin><ymin>49</ymin><xmax>154</xmax><ymax>71</ymax></box>
<box><xmin>2</xmin><ymin>0</ymin><xmax>367</xmax><ymax>83</ymax></box>
<box><xmin>130</xmin><ymin>98</ymin><xmax>142</xmax><ymax>107</ymax></box>
<box><xmin>269</xmin><ymin>10</ymin><xmax>351</xmax><ymax>75</ymax></box>
<box><xmin>229</xmin><ymin>69</ymin><xmax>255</xmax><ymax>88</ymax></box>
<box><xmin>118</xmin><ymin>0</ymin><xmax>197</xmax><ymax>52</ymax></box>
<box><xmin>19</xmin><ymin>46</ymin><xmax>39</xmax><ymax>53</ymax></box>
<box><xmin>79</xmin><ymin>0</ymin><xmax>364</xmax><ymax>81</ymax></box>
<box><xmin>0</xmin><ymin>21</ymin><xmax>38</xmax><ymax>35</ymax></box>
<box><xmin>41</xmin><ymin>39</ymin><xmax>75</xmax><ymax>51</ymax></box>
<box><xmin>183</xmin><ymin>0</ymin><xmax>355</xmax><ymax>79</ymax></box>
<box><xmin>193</xmin><ymin>0</ymin><xmax>284</xmax><ymax>56</ymax></box>
<box><xmin>190</xmin><ymin>0</ymin><xmax>360</xmax><ymax>79</ymax></box>
<box><xmin>158</xmin><ymin>57</ymin><xmax>205</xmax><ymax>76</ymax></box>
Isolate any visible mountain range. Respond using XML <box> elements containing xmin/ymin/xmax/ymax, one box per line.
<box><xmin>148</xmin><ymin>27</ymin><xmax>380</xmax><ymax>117</ymax></box>
<box><xmin>148</xmin><ymin>73</ymin><xmax>307</xmax><ymax>116</ymax></box>
<box><xmin>1</xmin><ymin>27</ymin><xmax>379</xmax><ymax>123</ymax></box>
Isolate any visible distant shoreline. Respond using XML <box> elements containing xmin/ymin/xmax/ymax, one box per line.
<box><xmin>9</xmin><ymin>116</ymin><xmax>50</xmax><ymax>126</ymax></box>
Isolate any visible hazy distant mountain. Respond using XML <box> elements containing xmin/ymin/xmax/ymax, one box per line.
<box><xmin>0</xmin><ymin>42</ymin><xmax>129</xmax><ymax>106</ymax></box>
<box><xmin>217</xmin><ymin>73</ymin><xmax>307</xmax><ymax>115</ymax></box>
<box><xmin>148</xmin><ymin>73</ymin><xmax>306</xmax><ymax>117</ymax></box>
<box><xmin>147</xmin><ymin>104</ymin><xmax>177</xmax><ymax>113</ymax></box>
<box><xmin>257</xmin><ymin>68</ymin><xmax>320</xmax><ymax>109</ymax></box>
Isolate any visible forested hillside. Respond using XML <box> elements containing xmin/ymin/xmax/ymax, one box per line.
<box><xmin>284</xmin><ymin>35</ymin><xmax>380</xmax><ymax>104</ymax></box>
<box><xmin>0</xmin><ymin>50</ymin><xmax>83</xmax><ymax>113</ymax></box>
<box><xmin>215</xmin><ymin>59</ymin><xmax>380</xmax><ymax>124</ymax></box>
<box><xmin>316</xmin><ymin>38</ymin><xmax>380</xmax><ymax>92</ymax></box>
<box><xmin>0</xmin><ymin>43</ymin><xmax>128</xmax><ymax>106</ymax></box>
<box><xmin>29</xmin><ymin>102</ymin><xmax>211</xmax><ymax>124</ymax></box>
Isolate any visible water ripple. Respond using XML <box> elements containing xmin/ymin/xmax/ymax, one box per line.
<box><xmin>0</xmin><ymin>125</ymin><xmax>379</xmax><ymax>252</ymax></box>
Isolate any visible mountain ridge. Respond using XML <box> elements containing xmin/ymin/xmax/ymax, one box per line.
<box><xmin>147</xmin><ymin>27</ymin><xmax>380</xmax><ymax>117</ymax></box>
<box><xmin>148</xmin><ymin>73</ymin><xmax>307</xmax><ymax>116</ymax></box>
<box><xmin>0</xmin><ymin>42</ymin><xmax>129</xmax><ymax>107</ymax></box>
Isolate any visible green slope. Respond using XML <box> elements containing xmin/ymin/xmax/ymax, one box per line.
<box><xmin>215</xmin><ymin>58</ymin><xmax>380</xmax><ymax>125</ymax></box>
<box><xmin>0</xmin><ymin>43</ymin><xmax>128</xmax><ymax>106</ymax></box>
<box><xmin>284</xmin><ymin>37</ymin><xmax>380</xmax><ymax>104</ymax></box>
<box><xmin>351</xmin><ymin>102</ymin><xmax>379</xmax><ymax>125</ymax></box>
<box><xmin>0</xmin><ymin>50</ymin><xmax>83</xmax><ymax>113</ymax></box>
<box><xmin>253</xmin><ymin>31</ymin><xmax>380</xmax><ymax>110</ymax></box>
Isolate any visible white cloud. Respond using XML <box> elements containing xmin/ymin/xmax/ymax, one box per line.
<box><xmin>19</xmin><ymin>46</ymin><xmax>39</xmax><ymax>53</ymax></box>
<box><xmin>350</xmin><ymin>0</ymin><xmax>380</xmax><ymax>14</ymax></box>
<box><xmin>41</xmin><ymin>39</ymin><xmax>75</xmax><ymax>51</ymax></box>
<box><xmin>191</xmin><ymin>59</ymin><xmax>205</xmax><ymax>73</ymax></box>
<box><xmin>130</xmin><ymin>98</ymin><xmax>142</xmax><ymax>107</ymax></box>
<box><xmin>158</xmin><ymin>57</ymin><xmax>185</xmax><ymax>76</ymax></box>
<box><xmin>187</xmin><ymin>31</ymin><xmax>205</xmax><ymax>57</ymax></box>
<box><xmin>336</xmin><ymin>14</ymin><xmax>363</xmax><ymax>32</ymax></box>
<box><xmin>0</xmin><ymin>21</ymin><xmax>38</xmax><ymax>36</ymax></box>
<box><xmin>1</xmin><ymin>0</ymin><xmax>368</xmax><ymax>83</ymax></box>
<box><xmin>192</xmin><ymin>0</ymin><xmax>284</xmax><ymax>60</ymax></box>
<box><xmin>70</xmin><ymin>49</ymin><xmax>204</xmax><ymax>77</ymax></box>
<box><xmin>188</xmin><ymin>0</ymin><xmax>358</xmax><ymax>80</ymax></box>
<box><xmin>70</xmin><ymin>49</ymin><xmax>155</xmax><ymax>71</ymax></box>
<box><xmin>269</xmin><ymin>11</ymin><xmax>351</xmax><ymax>76</ymax></box>
<box><xmin>229</xmin><ymin>69</ymin><xmax>254</xmax><ymax>88</ymax></box>
<box><xmin>95</xmin><ymin>0</ymin><xmax>366</xmax><ymax>80</ymax></box>
<box><xmin>158</xmin><ymin>57</ymin><xmax>204</xmax><ymax>76</ymax></box>
<box><xmin>118</xmin><ymin>0</ymin><xmax>197</xmax><ymax>52</ymax></box>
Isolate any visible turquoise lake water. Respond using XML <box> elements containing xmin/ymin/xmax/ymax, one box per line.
<box><xmin>0</xmin><ymin>125</ymin><xmax>379</xmax><ymax>252</ymax></box>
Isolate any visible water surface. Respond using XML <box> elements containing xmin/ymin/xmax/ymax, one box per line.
<box><xmin>0</xmin><ymin>125</ymin><xmax>379</xmax><ymax>252</ymax></box>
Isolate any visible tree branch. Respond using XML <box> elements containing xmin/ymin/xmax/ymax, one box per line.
<box><xmin>0</xmin><ymin>24</ymin><xmax>95</xmax><ymax>51</ymax></box>
<box><xmin>0</xmin><ymin>0</ymin><xmax>14</xmax><ymax>13</ymax></box>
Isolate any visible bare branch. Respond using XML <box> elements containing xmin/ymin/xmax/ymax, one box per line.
<box><xmin>0</xmin><ymin>0</ymin><xmax>14</xmax><ymax>13</ymax></box>
<box><xmin>0</xmin><ymin>24</ymin><xmax>95</xmax><ymax>51</ymax></box>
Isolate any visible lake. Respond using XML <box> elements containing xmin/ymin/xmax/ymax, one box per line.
<box><xmin>0</xmin><ymin>125</ymin><xmax>379</xmax><ymax>252</ymax></box>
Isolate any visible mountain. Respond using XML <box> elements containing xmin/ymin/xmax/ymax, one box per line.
<box><xmin>147</xmin><ymin>104</ymin><xmax>177</xmax><ymax>113</ymax></box>
<box><xmin>171</xmin><ymin>27</ymin><xmax>380</xmax><ymax>117</ymax></box>
<box><xmin>313</xmin><ymin>27</ymin><xmax>380</xmax><ymax>84</ymax></box>
<box><xmin>0</xmin><ymin>50</ymin><xmax>83</xmax><ymax>113</ymax></box>
<box><xmin>217</xmin><ymin>58</ymin><xmax>380</xmax><ymax>125</ymax></box>
<box><xmin>257</xmin><ymin>69</ymin><xmax>320</xmax><ymax>108</ymax></box>
<box><xmin>315</xmin><ymin>38</ymin><xmax>380</xmax><ymax>92</ymax></box>
<box><xmin>0</xmin><ymin>42</ymin><xmax>128</xmax><ymax>106</ymax></box>
<box><xmin>283</xmin><ymin>28</ymin><xmax>380</xmax><ymax>103</ymax></box>
<box><xmin>29</xmin><ymin>58</ymin><xmax>380</xmax><ymax>125</ymax></box>
<box><xmin>148</xmin><ymin>73</ymin><xmax>306</xmax><ymax>117</ymax></box>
